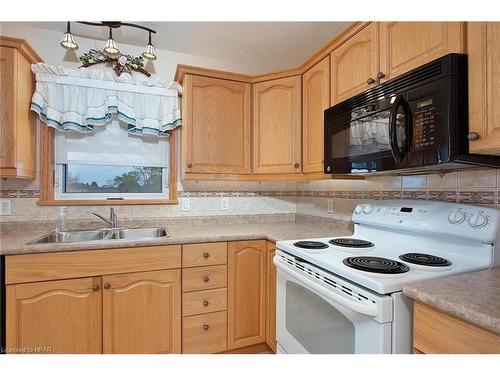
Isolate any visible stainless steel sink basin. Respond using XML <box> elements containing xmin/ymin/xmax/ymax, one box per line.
<box><xmin>29</xmin><ymin>227</ymin><xmax>168</xmax><ymax>244</ymax></box>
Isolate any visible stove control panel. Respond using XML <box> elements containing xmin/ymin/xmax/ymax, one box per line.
<box><xmin>353</xmin><ymin>200</ymin><xmax>500</xmax><ymax>244</ymax></box>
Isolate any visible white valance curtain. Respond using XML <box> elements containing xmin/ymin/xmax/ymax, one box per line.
<box><xmin>30</xmin><ymin>63</ymin><xmax>182</xmax><ymax>138</ymax></box>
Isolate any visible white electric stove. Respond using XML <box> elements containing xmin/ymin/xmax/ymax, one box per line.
<box><xmin>274</xmin><ymin>200</ymin><xmax>500</xmax><ymax>354</ymax></box>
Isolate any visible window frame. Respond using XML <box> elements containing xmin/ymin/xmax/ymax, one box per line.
<box><xmin>38</xmin><ymin>126</ymin><xmax>178</xmax><ymax>206</ymax></box>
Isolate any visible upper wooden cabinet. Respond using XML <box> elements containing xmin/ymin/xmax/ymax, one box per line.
<box><xmin>253</xmin><ymin>76</ymin><xmax>302</xmax><ymax>174</ymax></box>
<box><xmin>182</xmin><ymin>74</ymin><xmax>251</xmax><ymax>175</ymax></box>
<box><xmin>379</xmin><ymin>22</ymin><xmax>464</xmax><ymax>82</ymax></box>
<box><xmin>330</xmin><ymin>23</ymin><xmax>379</xmax><ymax>105</ymax></box>
<box><xmin>467</xmin><ymin>22</ymin><xmax>500</xmax><ymax>155</ymax></box>
<box><xmin>302</xmin><ymin>56</ymin><xmax>330</xmax><ymax>174</ymax></box>
<box><xmin>102</xmin><ymin>269</ymin><xmax>181</xmax><ymax>354</ymax></box>
<box><xmin>0</xmin><ymin>37</ymin><xmax>41</xmax><ymax>179</ymax></box>
<box><xmin>227</xmin><ymin>240</ymin><xmax>267</xmax><ymax>350</ymax></box>
<box><xmin>6</xmin><ymin>277</ymin><xmax>102</xmax><ymax>354</ymax></box>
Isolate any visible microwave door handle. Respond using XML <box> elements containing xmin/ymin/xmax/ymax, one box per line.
<box><xmin>273</xmin><ymin>257</ymin><xmax>379</xmax><ymax>317</ymax></box>
<box><xmin>389</xmin><ymin>95</ymin><xmax>406</xmax><ymax>163</ymax></box>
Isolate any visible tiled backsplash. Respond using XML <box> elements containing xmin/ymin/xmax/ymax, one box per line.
<box><xmin>1</xmin><ymin>169</ymin><xmax>498</xmax><ymax>224</ymax></box>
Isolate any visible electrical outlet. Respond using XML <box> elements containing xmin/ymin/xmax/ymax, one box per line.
<box><xmin>181</xmin><ymin>197</ymin><xmax>190</xmax><ymax>211</ymax></box>
<box><xmin>0</xmin><ymin>199</ymin><xmax>12</xmax><ymax>215</ymax></box>
<box><xmin>327</xmin><ymin>199</ymin><xmax>335</xmax><ymax>214</ymax></box>
<box><xmin>221</xmin><ymin>197</ymin><xmax>229</xmax><ymax>210</ymax></box>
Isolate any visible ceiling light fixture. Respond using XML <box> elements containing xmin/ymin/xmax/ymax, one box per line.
<box><xmin>104</xmin><ymin>27</ymin><xmax>120</xmax><ymax>56</ymax></box>
<box><xmin>142</xmin><ymin>31</ymin><xmax>157</xmax><ymax>60</ymax></box>
<box><xmin>60</xmin><ymin>21</ymin><xmax>79</xmax><ymax>50</ymax></box>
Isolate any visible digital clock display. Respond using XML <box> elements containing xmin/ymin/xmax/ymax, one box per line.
<box><xmin>400</xmin><ymin>207</ymin><xmax>413</xmax><ymax>213</ymax></box>
<box><xmin>417</xmin><ymin>98</ymin><xmax>433</xmax><ymax>109</ymax></box>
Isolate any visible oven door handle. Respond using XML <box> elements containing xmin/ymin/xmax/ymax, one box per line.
<box><xmin>274</xmin><ymin>258</ymin><xmax>379</xmax><ymax>317</ymax></box>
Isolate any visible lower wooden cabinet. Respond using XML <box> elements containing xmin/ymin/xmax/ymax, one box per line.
<box><xmin>102</xmin><ymin>270</ymin><xmax>181</xmax><ymax>354</ymax></box>
<box><xmin>265</xmin><ymin>241</ymin><xmax>277</xmax><ymax>352</ymax></box>
<box><xmin>6</xmin><ymin>277</ymin><xmax>103</xmax><ymax>354</ymax></box>
<box><xmin>413</xmin><ymin>301</ymin><xmax>500</xmax><ymax>354</ymax></box>
<box><xmin>227</xmin><ymin>240</ymin><xmax>267</xmax><ymax>350</ymax></box>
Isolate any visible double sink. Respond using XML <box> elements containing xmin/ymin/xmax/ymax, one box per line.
<box><xmin>30</xmin><ymin>227</ymin><xmax>168</xmax><ymax>244</ymax></box>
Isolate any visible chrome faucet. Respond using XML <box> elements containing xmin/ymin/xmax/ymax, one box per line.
<box><xmin>88</xmin><ymin>208</ymin><xmax>118</xmax><ymax>228</ymax></box>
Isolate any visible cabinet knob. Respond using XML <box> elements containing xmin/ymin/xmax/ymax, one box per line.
<box><xmin>187</xmin><ymin>163</ymin><xmax>193</xmax><ymax>168</ymax></box>
<box><xmin>468</xmin><ymin>132</ymin><xmax>480</xmax><ymax>141</ymax></box>
<box><xmin>367</xmin><ymin>77</ymin><xmax>376</xmax><ymax>85</ymax></box>
<box><xmin>92</xmin><ymin>285</ymin><xmax>100</xmax><ymax>292</ymax></box>
<box><xmin>104</xmin><ymin>283</ymin><xmax>111</xmax><ymax>289</ymax></box>
<box><xmin>203</xmin><ymin>300</ymin><xmax>209</xmax><ymax>307</ymax></box>
<box><xmin>377</xmin><ymin>72</ymin><xmax>386</xmax><ymax>79</ymax></box>
<box><xmin>203</xmin><ymin>276</ymin><xmax>210</xmax><ymax>283</ymax></box>
<box><xmin>203</xmin><ymin>252</ymin><xmax>210</xmax><ymax>259</ymax></box>
<box><xmin>294</xmin><ymin>162</ymin><xmax>300</xmax><ymax>169</ymax></box>
<box><xmin>203</xmin><ymin>324</ymin><xmax>210</xmax><ymax>331</ymax></box>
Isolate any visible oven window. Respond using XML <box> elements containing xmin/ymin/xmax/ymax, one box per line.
<box><xmin>285</xmin><ymin>281</ymin><xmax>355</xmax><ymax>354</ymax></box>
<box><xmin>328</xmin><ymin>108</ymin><xmax>392</xmax><ymax>159</ymax></box>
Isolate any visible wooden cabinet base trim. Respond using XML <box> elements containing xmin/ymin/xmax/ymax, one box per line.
<box><xmin>219</xmin><ymin>342</ymin><xmax>271</xmax><ymax>354</ymax></box>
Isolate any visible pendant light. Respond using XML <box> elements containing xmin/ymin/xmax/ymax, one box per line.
<box><xmin>60</xmin><ymin>22</ymin><xmax>79</xmax><ymax>50</ymax></box>
<box><xmin>142</xmin><ymin>31</ymin><xmax>157</xmax><ymax>60</ymax></box>
<box><xmin>104</xmin><ymin>27</ymin><xmax>120</xmax><ymax>55</ymax></box>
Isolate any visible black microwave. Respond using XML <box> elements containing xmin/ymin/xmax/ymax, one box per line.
<box><xmin>324</xmin><ymin>54</ymin><xmax>500</xmax><ymax>175</ymax></box>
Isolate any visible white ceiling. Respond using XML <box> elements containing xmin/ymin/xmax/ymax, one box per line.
<box><xmin>21</xmin><ymin>22</ymin><xmax>349</xmax><ymax>73</ymax></box>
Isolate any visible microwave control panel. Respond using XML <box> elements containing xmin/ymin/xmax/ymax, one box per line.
<box><xmin>412</xmin><ymin>97</ymin><xmax>441</xmax><ymax>150</ymax></box>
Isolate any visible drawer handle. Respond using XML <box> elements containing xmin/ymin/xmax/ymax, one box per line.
<box><xmin>92</xmin><ymin>285</ymin><xmax>100</xmax><ymax>292</ymax></box>
<box><xmin>187</xmin><ymin>163</ymin><xmax>193</xmax><ymax>168</ymax></box>
<box><xmin>203</xmin><ymin>300</ymin><xmax>209</xmax><ymax>307</ymax></box>
<box><xmin>468</xmin><ymin>132</ymin><xmax>480</xmax><ymax>141</ymax></box>
<box><xmin>203</xmin><ymin>276</ymin><xmax>210</xmax><ymax>283</ymax></box>
<box><xmin>203</xmin><ymin>324</ymin><xmax>209</xmax><ymax>331</ymax></box>
<box><xmin>203</xmin><ymin>252</ymin><xmax>210</xmax><ymax>259</ymax></box>
<box><xmin>294</xmin><ymin>162</ymin><xmax>300</xmax><ymax>169</ymax></box>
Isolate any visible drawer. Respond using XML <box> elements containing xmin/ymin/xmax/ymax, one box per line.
<box><xmin>183</xmin><ymin>288</ymin><xmax>227</xmax><ymax>317</ymax></box>
<box><xmin>5</xmin><ymin>245</ymin><xmax>182</xmax><ymax>284</ymax></box>
<box><xmin>183</xmin><ymin>242</ymin><xmax>227</xmax><ymax>267</ymax></box>
<box><xmin>182</xmin><ymin>311</ymin><xmax>227</xmax><ymax>353</ymax></box>
<box><xmin>182</xmin><ymin>265</ymin><xmax>227</xmax><ymax>292</ymax></box>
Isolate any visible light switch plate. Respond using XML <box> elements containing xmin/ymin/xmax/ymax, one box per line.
<box><xmin>0</xmin><ymin>199</ymin><xmax>12</xmax><ymax>215</ymax></box>
<box><xmin>221</xmin><ymin>197</ymin><xmax>229</xmax><ymax>210</ymax></box>
<box><xmin>327</xmin><ymin>199</ymin><xmax>335</xmax><ymax>214</ymax></box>
<box><xmin>181</xmin><ymin>197</ymin><xmax>190</xmax><ymax>211</ymax></box>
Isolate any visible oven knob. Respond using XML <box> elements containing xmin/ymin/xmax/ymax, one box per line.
<box><xmin>448</xmin><ymin>209</ymin><xmax>465</xmax><ymax>224</ymax></box>
<box><xmin>354</xmin><ymin>205</ymin><xmax>363</xmax><ymax>214</ymax></box>
<box><xmin>468</xmin><ymin>213</ymin><xmax>488</xmax><ymax>228</ymax></box>
<box><xmin>363</xmin><ymin>204</ymin><xmax>373</xmax><ymax>214</ymax></box>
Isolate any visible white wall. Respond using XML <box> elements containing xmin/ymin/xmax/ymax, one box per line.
<box><xmin>0</xmin><ymin>22</ymin><xmax>260</xmax><ymax>80</ymax></box>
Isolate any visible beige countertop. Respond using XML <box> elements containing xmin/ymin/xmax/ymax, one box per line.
<box><xmin>0</xmin><ymin>220</ymin><xmax>352</xmax><ymax>256</ymax></box>
<box><xmin>403</xmin><ymin>268</ymin><xmax>500</xmax><ymax>335</ymax></box>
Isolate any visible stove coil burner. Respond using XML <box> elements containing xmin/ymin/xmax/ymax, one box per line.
<box><xmin>293</xmin><ymin>241</ymin><xmax>329</xmax><ymax>250</ymax></box>
<box><xmin>329</xmin><ymin>238</ymin><xmax>374</xmax><ymax>248</ymax></box>
<box><xmin>343</xmin><ymin>256</ymin><xmax>410</xmax><ymax>274</ymax></box>
<box><xmin>399</xmin><ymin>253</ymin><xmax>452</xmax><ymax>267</ymax></box>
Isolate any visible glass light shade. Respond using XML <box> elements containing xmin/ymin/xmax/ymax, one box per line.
<box><xmin>60</xmin><ymin>32</ymin><xmax>78</xmax><ymax>50</ymax></box>
<box><xmin>142</xmin><ymin>43</ymin><xmax>157</xmax><ymax>60</ymax></box>
<box><xmin>104</xmin><ymin>38</ymin><xmax>120</xmax><ymax>55</ymax></box>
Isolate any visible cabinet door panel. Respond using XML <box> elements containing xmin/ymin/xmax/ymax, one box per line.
<box><xmin>379</xmin><ymin>22</ymin><xmax>464</xmax><ymax>81</ymax></box>
<box><xmin>227</xmin><ymin>240</ymin><xmax>266</xmax><ymax>349</ymax></box>
<box><xmin>253</xmin><ymin>76</ymin><xmax>302</xmax><ymax>174</ymax></box>
<box><xmin>468</xmin><ymin>22</ymin><xmax>500</xmax><ymax>155</ymax></box>
<box><xmin>103</xmin><ymin>269</ymin><xmax>181</xmax><ymax>354</ymax></box>
<box><xmin>330</xmin><ymin>23</ymin><xmax>378</xmax><ymax>105</ymax></box>
<box><xmin>265</xmin><ymin>241</ymin><xmax>277</xmax><ymax>352</ymax></box>
<box><xmin>0</xmin><ymin>46</ymin><xmax>16</xmax><ymax>169</ymax></box>
<box><xmin>184</xmin><ymin>75</ymin><xmax>251</xmax><ymax>174</ymax></box>
<box><xmin>6</xmin><ymin>277</ymin><xmax>102</xmax><ymax>354</ymax></box>
<box><xmin>302</xmin><ymin>56</ymin><xmax>330</xmax><ymax>173</ymax></box>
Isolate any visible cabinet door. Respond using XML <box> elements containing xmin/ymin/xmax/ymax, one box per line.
<box><xmin>253</xmin><ymin>76</ymin><xmax>302</xmax><ymax>174</ymax></box>
<box><xmin>302</xmin><ymin>56</ymin><xmax>330</xmax><ymax>174</ymax></box>
<box><xmin>265</xmin><ymin>241</ymin><xmax>277</xmax><ymax>353</ymax></box>
<box><xmin>379</xmin><ymin>22</ymin><xmax>464</xmax><ymax>82</ymax></box>
<box><xmin>0</xmin><ymin>46</ymin><xmax>16</xmax><ymax>170</ymax></box>
<box><xmin>183</xmin><ymin>75</ymin><xmax>251</xmax><ymax>174</ymax></box>
<box><xmin>102</xmin><ymin>269</ymin><xmax>181</xmax><ymax>354</ymax></box>
<box><xmin>227</xmin><ymin>240</ymin><xmax>266</xmax><ymax>350</ymax></box>
<box><xmin>468</xmin><ymin>22</ymin><xmax>500</xmax><ymax>155</ymax></box>
<box><xmin>330</xmin><ymin>23</ymin><xmax>378</xmax><ymax>105</ymax></box>
<box><xmin>6</xmin><ymin>277</ymin><xmax>102</xmax><ymax>354</ymax></box>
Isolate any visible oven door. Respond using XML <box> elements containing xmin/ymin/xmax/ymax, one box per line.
<box><xmin>324</xmin><ymin>95</ymin><xmax>411</xmax><ymax>174</ymax></box>
<box><xmin>275</xmin><ymin>258</ymin><xmax>392</xmax><ymax>354</ymax></box>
